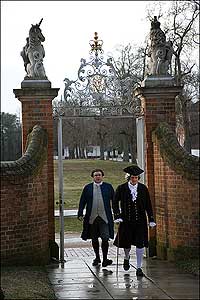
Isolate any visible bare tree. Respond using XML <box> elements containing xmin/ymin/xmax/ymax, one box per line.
<box><xmin>146</xmin><ymin>0</ymin><xmax>199</xmax><ymax>152</ymax></box>
<box><xmin>0</xmin><ymin>112</ymin><xmax>22</xmax><ymax>161</ymax></box>
<box><xmin>108</xmin><ymin>44</ymin><xmax>147</xmax><ymax>162</ymax></box>
<box><xmin>111</xmin><ymin>43</ymin><xmax>147</xmax><ymax>93</ymax></box>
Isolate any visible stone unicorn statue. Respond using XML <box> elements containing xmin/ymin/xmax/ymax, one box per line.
<box><xmin>148</xmin><ymin>16</ymin><xmax>173</xmax><ymax>76</ymax></box>
<box><xmin>21</xmin><ymin>18</ymin><xmax>47</xmax><ymax>79</ymax></box>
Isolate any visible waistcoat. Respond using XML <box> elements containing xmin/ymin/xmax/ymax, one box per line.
<box><xmin>89</xmin><ymin>184</ymin><xmax>108</xmax><ymax>224</ymax></box>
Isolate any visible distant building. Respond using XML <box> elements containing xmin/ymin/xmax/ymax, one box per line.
<box><xmin>87</xmin><ymin>146</ymin><xmax>100</xmax><ymax>158</ymax></box>
<box><xmin>54</xmin><ymin>145</ymin><xmax>101</xmax><ymax>159</ymax></box>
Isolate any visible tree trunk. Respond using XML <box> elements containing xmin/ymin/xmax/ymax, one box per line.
<box><xmin>100</xmin><ymin>138</ymin><xmax>104</xmax><ymax>160</ymax></box>
<box><xmin>106</xmin><ymin>150</ymin><xmax>111</xmax><ymax>160</ymax></box>
<box><xmin>69</xmin><ymin>147</ymin><xmax>75</xmax><ymax>159</ymax></box>
<box><xmin>75</xmin><ymin>145</ymin><xmax>79</xmax><ymax>158</ymax></box>
<box><xmin>80</xmin><ymin>146</ymin><xmax>86</xmax><ymax>159</ymax></box>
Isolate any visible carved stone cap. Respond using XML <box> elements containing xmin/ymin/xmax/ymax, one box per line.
<box><xmin>21</xmin><ymin>79</ymin><xmax>51</xmax><ymax>88</ymax></box>
<box><xmin>13</xmin><ymin>86</ymin><xmax>59</xmax><ymax>99</ymax></box>
<box><xmin>142</xmin><ymin>75</ymin><xmax>175</xmax><ymax>88</ymax></box>
<box><xmin>134</xmin><ymin>85</ymin><xmax>182</xmax><ymax>100</ymax></box>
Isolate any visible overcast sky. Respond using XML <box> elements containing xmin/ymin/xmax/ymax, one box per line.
<box><xmin>1</xmin><ymin>0</ymin><xmax>171</xmax><ymax>115</ymax></box>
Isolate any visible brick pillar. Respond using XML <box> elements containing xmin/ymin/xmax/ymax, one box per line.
<box><xmin>13</xmin><ymin>80</ymin><xmax>59</xmax><ymax>242</ymax></box>
<box><xmin>134</xmin><ymin>78</ymin><xmax>182</xmax><ymax>256</ymax></box>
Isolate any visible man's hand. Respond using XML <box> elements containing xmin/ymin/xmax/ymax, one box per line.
<box><xmin>149</xmin><ymin>222</ymin><xmax>156</xmax><ymax>228</ymax></box>
<box><xmin>78</xmin><ymin>216</ymin><xmax>84</xmax><ymax>221</ymax></box>
<box><xmin>114</xmin><ymin>218</ymin><xmax>123</xmax><ymax>224</ymax></box>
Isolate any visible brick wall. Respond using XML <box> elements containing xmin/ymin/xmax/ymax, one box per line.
<box><xmin>153</xmin><ymin>122</ymin><xmax>199</xmax><ymax>260</ymax></box>
<box><xmin>13</xmin><ymin>85</ymin><xmax>59</xmax><ymax>241</ymax></box>
<box><xmin>135</xmin><ymin>87</ymin><xmax>181</xmax><ymax>203</ymax></box>
<box><xmin>134</xmin><ymin>85</ymin><xmax>182</xmax><ymax>256</ymax></box>
<box><xmin>0</xmin><ymin>125</ymin><xmax>50</xmax><ymax>265</ymax></box>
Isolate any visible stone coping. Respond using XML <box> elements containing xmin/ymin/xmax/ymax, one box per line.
<box><xmin>152</xmin><ymin>122</ymin><xmax>199</xmax><ymax>180</ymax></box>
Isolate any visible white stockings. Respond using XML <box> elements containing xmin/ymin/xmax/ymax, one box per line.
<box><xmin>123</xmin><ymin>247</ymin><xmax>145</xmax><ymax>268</ymax></box>
<box><xmin>136</xmin><ymin>247</ymin><xmax>144</xmax><ymax>269</ymax></box>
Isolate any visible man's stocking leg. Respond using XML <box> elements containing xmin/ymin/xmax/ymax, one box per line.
<box><xmin>101</xmin><ymin>240</ymin><xmax>109</xmax><ymax>261</ymax></box>
<box><xmin>92</xmin><ymin>239</ymin><xmax>100</xmax><ymax>260</ymax></box>
<box><xmin>136</xmin><ymin>247</ymin><xmax>144</xmax><ymax>269</ymax></box>
<box><xmin>124</xmin><ymin>248</ymin><xmax>131</xmax><ymax>260</ymax></box>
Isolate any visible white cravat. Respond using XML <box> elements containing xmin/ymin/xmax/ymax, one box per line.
<box><xmin>128</xmin><ymin>182</ymin><xmax>138</xmax><ymax>202</ymax></box>
<box><xmin>94</xmin><ymin>182</ymin><xmax>103</xmax><ymax>187</ymax></box>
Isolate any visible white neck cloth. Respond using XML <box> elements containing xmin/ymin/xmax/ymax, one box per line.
<box><xmin>128</xmin><ymin>182</ymin><xmax>138</xmax><ymax>201</ymax></box>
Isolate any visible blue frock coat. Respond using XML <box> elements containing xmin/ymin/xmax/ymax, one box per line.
<box><xmin>77</xmin><ymin>182</ymin><xmax>114</xmax><ymax>240</ymax></box>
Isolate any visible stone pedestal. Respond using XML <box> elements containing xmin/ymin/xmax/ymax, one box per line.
<box><xmin>142</xmin><ymin>75</ymin><xmax>175</xmax><ymax>88</ymax></box>
<box><xmin>134</xmin><ymin>77</ymin><xmax>182</xmax><ymax>256</ymax></box>
<box><xmin>13</xmin><ymin>80</ymin><xmax>59</xmax><ymax>242</ymax></box>
<box><xmin>21</xmin><ymin>79</ymin><xmax>51</xmax><ymax>88</ymax></box>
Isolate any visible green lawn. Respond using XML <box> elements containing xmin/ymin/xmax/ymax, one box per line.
<box><xmin>54</xmin><ymin>159</ymin><xmax>131</xmax><ymax>210</ymax></box>
<box><xmin>54</xmin><ymin>217</ymin><xmax>120</xmax><ymax>234</ymax></box>
<box><xmin>1</xmin><ymin>266</ymin><xmax>56</xmax><ymax>299</ymax></box>
<box><xmin>55</xmin><ymin>217</ymin><xmax>83</xmax><ymax>233</ymax></box>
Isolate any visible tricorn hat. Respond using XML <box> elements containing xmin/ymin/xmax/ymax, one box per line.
<box><xmin>123</xmin><ymin>165</ymin><xmax>144</xmax><ymax>176</ymax></box>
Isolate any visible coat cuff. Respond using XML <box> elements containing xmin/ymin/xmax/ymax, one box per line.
<box><xmin>114</xmin><ymin>213</ymin><xmax>122</xmax><ymax>220</ymax></box>
<box><xmin>149</xmin><ymin>216</ymin><xmax>155</xmax><ymax>222</ymax></box>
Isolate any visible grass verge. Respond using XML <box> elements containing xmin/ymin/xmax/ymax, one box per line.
<box><xmin>175</xmin><ymin>258</ymin><xmax>199</xmax><ymax>277</ymax></box>
<box><xmin>1</xmin><ymin>266</ymin><xmax>56</xmax><ymax>299</ymax></box>
<box><xmin>173</xmin><ymin>246</ymin><xmax>199</xmax><ymax>277</ymax></box>
<box><xmin>55</xmin><ymin>217</ymin><xmax>82</xmax><ymax>233</ymax></box>
<box><xmin>54</xmin><ymin>217</ymin><xmax>119</xmax><ymax>234</ymax></box>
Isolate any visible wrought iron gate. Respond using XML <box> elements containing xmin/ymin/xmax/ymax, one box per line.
<box><xmin>53</xmin><ymin>33</ymin><xmax>144</xmax><ymax>263</ymax></box>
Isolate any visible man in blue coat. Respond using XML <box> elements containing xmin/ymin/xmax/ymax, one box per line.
<box><xmin>78</xmin><ymin>168</ymin><xmax>114</xmax><ymax>267</ymax></box>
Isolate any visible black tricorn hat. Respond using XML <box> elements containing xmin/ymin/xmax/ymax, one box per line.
<box><xmin>123</xmin><ymin>165</ymin><xmax>144</xmax><ymax>176</ymax></box>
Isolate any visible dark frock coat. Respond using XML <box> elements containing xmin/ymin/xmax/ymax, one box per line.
<box><xmin>77</xmin><ymin>182</ymin><xmax>114</xmax><ymax>241</ymax></box>
<box><xmin>113</xmin><ymin>182</ymin><xmax>155</xmax><ymax>248</ymax></box>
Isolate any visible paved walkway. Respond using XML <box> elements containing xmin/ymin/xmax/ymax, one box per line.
<box><xmin>46</xmin><ymin>234</ymin><xmax>199</xmax><ymax>299</ymax></box>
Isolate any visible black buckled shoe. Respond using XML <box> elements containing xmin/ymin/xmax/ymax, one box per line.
<box><xmin>102</xmin><ymin>259</ymin><xmax>113</xmax><ymax>267</ymax></box>
<box><xmin>92</xmin><ymin>258</ymin><xmax>101</xmax><ymax>266</ymax></box>
<box><xmin>123</xmin><ymin>258</ymin><xmax>130</xmax><ymax>271</ymax></box>
<box><xmin>136</xmin><ymin>268</ymin><xmax>144</xmax><ymax>276</ymax></box>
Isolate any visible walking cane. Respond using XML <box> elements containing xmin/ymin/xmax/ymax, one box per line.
<box><xmin>116</xmin><ymin>222</ymin><xmax>120</xmax><ymax>277</ymax></box>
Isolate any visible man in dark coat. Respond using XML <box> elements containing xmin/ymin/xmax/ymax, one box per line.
<box><xmin>78</xmin><ymin>168</ymin><xmax>114</xmax><ymax>267</ymax></box>
<box><xmin>113</xmin><ymin>165</ymin><xmax>156</xmax><ymax>276</ymax></box>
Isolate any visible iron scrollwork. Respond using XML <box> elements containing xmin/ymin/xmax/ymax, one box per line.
<box><xmin>61</xmin><ymin>32</ymin><xmax>142</xmax><ymax>119</ymax></box>
<box><xmin>64</xmin><ymin>32</ymin><xmax>123</xmax><ymax>111</ymax></box>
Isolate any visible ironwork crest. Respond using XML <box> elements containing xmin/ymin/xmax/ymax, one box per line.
<box><xmin>59</xmin><ymin>32</ymin><xmax>135</xmax><ymax>119</ymax></box>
